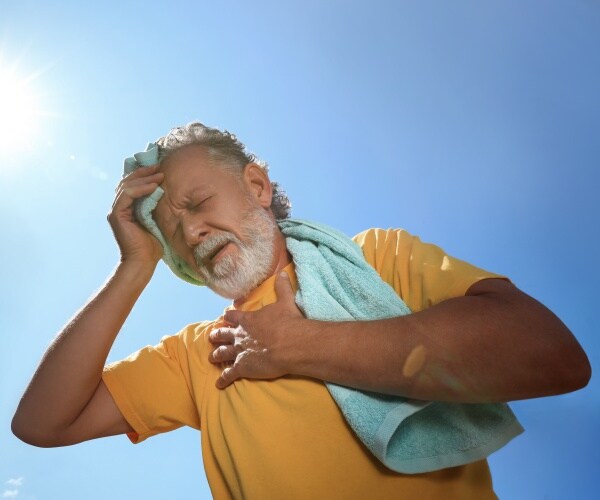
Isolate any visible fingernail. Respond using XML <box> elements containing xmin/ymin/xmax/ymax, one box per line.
<box><xmin>279</xmin><ymin>271</ymin><xmax>288</xmax><ymax>278</ymax></box>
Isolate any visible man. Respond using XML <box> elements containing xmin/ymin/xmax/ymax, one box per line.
<box><xmin>12</xmin><ymin>123</ymin><xmax>591</xmax><ymax>499</ymax></box>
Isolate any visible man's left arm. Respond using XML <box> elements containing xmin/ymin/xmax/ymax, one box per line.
<box><xmin>209</xmin><ymin>273</ymin><xmax>591</xmax><ymax>403</ymax></box>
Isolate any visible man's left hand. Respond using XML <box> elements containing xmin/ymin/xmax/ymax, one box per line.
<box><xmin>208</xmin><ymin>272</ymin><xmax>307</xmax><ymax>389</ymax></box>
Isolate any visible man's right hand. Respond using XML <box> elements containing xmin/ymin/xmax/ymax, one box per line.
<box><xmin>11</xmin><ymin>166</ymin><xmax>166</xmax><ymax>447</ymax></box>
<box><xmin>108</xmin><ymin>165</ymin><xmax>164</xmax><ymax>266</ymax></box>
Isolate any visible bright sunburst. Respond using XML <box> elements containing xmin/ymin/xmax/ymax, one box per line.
<box><xmin>0</xmin><ymin>64</ymin><xmax>44</xmax><ymax>153</ymax></box>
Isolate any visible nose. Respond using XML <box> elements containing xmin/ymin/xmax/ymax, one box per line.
<box><xmin>181</xmin><ymin>213</ymin><xmax>210</xmax><ymax>248</ymax></box>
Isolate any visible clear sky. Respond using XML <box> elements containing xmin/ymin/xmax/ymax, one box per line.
<box><xmin>1</xmin><ymin>1</ymin><xmax>598</xmax><ymax>499</ymax></box>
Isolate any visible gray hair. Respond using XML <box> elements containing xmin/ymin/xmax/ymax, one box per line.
<box><xmin>155</xmin><ymin>122</ymin><xmax>292</xmax><ymax>220</ymax></box>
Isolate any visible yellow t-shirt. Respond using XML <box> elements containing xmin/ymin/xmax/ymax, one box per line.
<box><xmin>103</xmin><ymin>228</ymin><xmax>504</xmax><ymax>499</ymax></box>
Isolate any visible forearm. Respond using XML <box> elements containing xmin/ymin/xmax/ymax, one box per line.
<box><xmin>289</xmin><ymin>281</ymin><xmax>590</xmax><ymax>403</ymax></box>
<box><xmin>12</xmin><ymin>261</ymin><xmax>155</xmax><ymax>440</ymax></box>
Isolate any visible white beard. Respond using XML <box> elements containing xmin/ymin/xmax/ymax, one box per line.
<box><xmin>193</xmin><ymin>206</ymin><xmax>278</xmax><ymax>299</ymax></box>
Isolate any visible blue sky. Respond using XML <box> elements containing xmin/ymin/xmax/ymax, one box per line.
<box><xmin>1</xmin><ymin>1</ymin><xmax>598</xmax><ymax>498</ymax></box>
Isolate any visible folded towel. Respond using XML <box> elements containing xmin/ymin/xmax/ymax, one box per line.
<box><xmin>279</xmin><ymin>219</ymin><xmax>523</xmax><ymax>473</ymax></box>
<box><xmin>125</xmin><ymin>145</ymin><xmax>523</xmax><ymax>473</ymax></box>
<box><xmin>123</xmin><ymin>143</ymin><xmax>204</xmax><ymax>286</ymax></box>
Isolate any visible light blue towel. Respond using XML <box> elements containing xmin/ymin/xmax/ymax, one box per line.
<box><xmin>125</xmin><ymin>145</ymin><xmax>524</xmax><ymax>473</ymax></box>
<box><xmin>123</xmin><ymin>143</ymin><xmax>204</xmax><ymax>286</ymax></box>
<box><xmin>279</xmin><ymin>219</ymin><xmax>524</xmax><ymax>473</ymax></box>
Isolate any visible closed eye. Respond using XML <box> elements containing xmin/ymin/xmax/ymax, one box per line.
<box><xmin>189</xmin><ymin>195</ymin><xmax>213</xmax><ymax>212</ymax></box>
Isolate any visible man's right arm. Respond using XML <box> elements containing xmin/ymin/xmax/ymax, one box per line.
<box><xmin>11</xmin><ymin>166</ymin><xmax>164</xmax><ymax>447</ymax></box>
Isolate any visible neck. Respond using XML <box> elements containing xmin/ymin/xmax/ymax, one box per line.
<box><xmin>233</xmin><ymin>227</ymin><xmax>292</xmax><ymax>308</ymax></box>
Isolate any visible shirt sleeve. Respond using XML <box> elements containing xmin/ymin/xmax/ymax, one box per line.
<box><xmin>353</xmin><ymin>228</ymin><xmax>508</xmax><ymax>312</ymax></box>
<box><xmin>102</xmin><ymin>323</ymin><xmax>206</xmax><ymax>444</ymax></box>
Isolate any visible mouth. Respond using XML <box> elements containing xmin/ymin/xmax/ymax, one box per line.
<box><xmin>207</xmin><ymin>241</ymin><xmax>231</xmax><ymax>263</ymax></box>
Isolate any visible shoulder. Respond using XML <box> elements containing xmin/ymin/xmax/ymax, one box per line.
<box><xmin>352</xmin><ymin>227</ymin><xmax>416</xmax><ymax>274</ymax></box>
<box><xmin>143</xmin><ymin>319</ymin><xmax>222</xmax><ymax>365</ymax></box>
<box><xmin>351</xmin><ymin>227</ymin><xmax>507</xmax><ymax>311</ymax></box>
<box><xmin>352</xmin><ymin>227</ymin><xmax>410</xmax><ymax>247</ymax></box>
<box><xmin>171</xmin><ymin>319</ymin><xmax>222</xmax><ymax>347</ymax></box>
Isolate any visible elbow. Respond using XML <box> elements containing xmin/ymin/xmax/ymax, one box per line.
<box><xmin>11</xmin><ymin>413</ymin><xmax>65</xmax><ymax>448</ymax></box>
<box><xmin>11</xmin><ymin>416</ymin><xmax>45</xmax><ymax>447</ymax></box>
<box><xmin>566</xmin><ymin>351</ymin><xmax>592</xmax><ymax>393</ymax></box>
<box><xmin>11</xmin><ymin>416</ymin><xmax>36</xmax><ymax>447</ymax></box>
<box><xmin>550</xmin><ymin>340</ymin><xmax>592</xmax><ymax>396</ymax></box>
<box><xmin>519</xmin><ymin>324</ymin><xmax>592</xmax><ymax>401</ymax></box>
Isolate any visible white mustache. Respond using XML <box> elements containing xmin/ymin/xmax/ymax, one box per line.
<box><xmin>194</xmin><ymin>233</ymin><xmax>237</xmax><ymax>264</ymax></box>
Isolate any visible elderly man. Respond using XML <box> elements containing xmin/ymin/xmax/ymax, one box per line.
<box><xmin>13</xmin><ymin>123</ymin><xmax>590</xmax><ymax>499</ymax></box>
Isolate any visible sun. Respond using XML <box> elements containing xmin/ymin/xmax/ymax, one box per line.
<box><xmin>0</xmin><ymin>65</ymin><xmax>43</xmax><ymax>153</ymax></box>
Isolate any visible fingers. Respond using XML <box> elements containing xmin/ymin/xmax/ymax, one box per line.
<box><xmin>274</xmin><ymin>271</ymin><xmax>304</xmax><ymax>318</ymax></box>
<box><xmin>209</xmin><ymin>344</ymin><xmax>237</xmax><ymax>364</ymax></box>
<box><xmin>208</xmin><ymin>330</ymin><xmax>241</xmax><ymax>389</ymax></box>
<box><xmin>223</xmin><ymin>310</ymin><xmax>243</xmax><ymax>327</ymax></box>
<box><xmin>216</xmin><ymin>366</ymin><xmax>239</xmax><ymax>389</ymax></box>
<box><xmin>111</xmin><ymin>168</ymin><xmax>164</xmax><ymax>215</ymax></box>
<box><xmin>114</xmin><ymin>179</ymin><xmax>163</xmax><ymax>208</ymax></box>
<box><xmin>209</xmin><ymin>327</ymin><xmax>236</xmax><ymax>344</ymax></box>
<box><xmin>116</xmin><ymin>164</ymin><xmax>161</xmax><ymax>192</ymax></box>
<box><xmin>115</xmin><ymin>170</ymin><xmax>164</xmax><ymax>200</ymax></box>
<box><xmin>274</xmin><ymin>271</ymin><xmax>295</xmax><ymax>304</ymax></box>
<box><xmin>120</xmin><ymin>164</ymin><xmax>160</xmax><ymax>182</ymax></box>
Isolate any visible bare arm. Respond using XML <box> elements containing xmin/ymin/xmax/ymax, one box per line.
<box><xmin>209</xmin><ymin>274</ymin><xmax>591</xmax><ymax>403</ymax></box>
<box><xmin>12</xmin><ymin>166</ymin><xmax>164</xmax><ymax>447</ymax></box>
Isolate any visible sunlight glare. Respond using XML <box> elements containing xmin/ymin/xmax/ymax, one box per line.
<box><xmin>0</xmin><ymin>67</ymin><xmax>42</xmax><ymax>152</ymax></box>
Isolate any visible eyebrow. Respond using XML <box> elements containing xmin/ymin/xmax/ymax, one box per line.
<box><xmin>163</xmin><ymin>186</ymin><xmax>211</xmax><ymax>209</ymax></box>
<box><xmin>157</xmin><ymin>186</ymin><xmax>213</xmax><ymax>238</ymax></box>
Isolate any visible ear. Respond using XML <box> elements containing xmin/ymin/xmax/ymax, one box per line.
<box><xmin>242</xmin><ymin>163</ymin><xmax>273</xmax><ymax>209</ymax></box>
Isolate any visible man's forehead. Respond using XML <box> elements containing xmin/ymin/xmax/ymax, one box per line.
<box><xmin>160</xmin><ymin>144</ymin><xmax>212</xmax><ymax>173</ymax></box>
<box><xmin>159</xmin><ymin>151</ymin><xmax>224</xmax><ymax>193</ymax></box>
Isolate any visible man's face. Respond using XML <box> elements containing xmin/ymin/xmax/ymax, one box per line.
<box><xmin>153</xmin><ymin>145</ymin><xmax>278</xmax><ymax>299</ymax></box>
